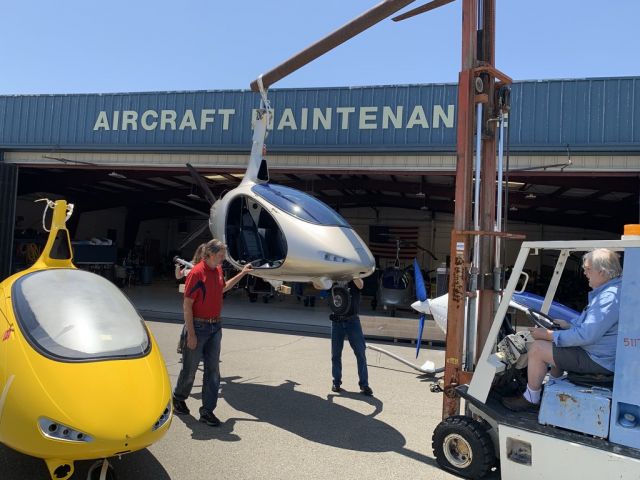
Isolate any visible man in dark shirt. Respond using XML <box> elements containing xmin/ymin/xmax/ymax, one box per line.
<box><xmin>172</xmin><ymin>239</ymin><xmax>252</xmax><ymax>426</ymax></box>
<box><xmin>330</xmin><ymin>278</ymin><xmax>373</xmax><ymax>396</ymax></box>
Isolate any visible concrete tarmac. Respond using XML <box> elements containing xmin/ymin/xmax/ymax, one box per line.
<box><xmin>0</xmin><ymin>319</ymin><xmax>485</xmax><ymax>480</ymax></box>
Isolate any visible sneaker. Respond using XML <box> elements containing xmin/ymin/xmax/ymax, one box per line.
<box><xmin>360</xmin><ymin>386</ymin><xmax>373</xmax><ymax>396</ymax></box>
<box><xmin>501</xmin><ymin>395</ymin><xmax>539</xmax><ymax>412</ymax></box>
<box><xmin>173</xmin><ymin>397</ymin><xmax>190</xmax><ymax>415</ymax></box>
<box><xmin>331</xmin><ymin>384</ymin><xmax>342</xmax><ymax>393</ymax></box>
<box><xmin>199</xmin><ymin>409</ymin><xmax>221</xmax><ymax>427</ymax></box>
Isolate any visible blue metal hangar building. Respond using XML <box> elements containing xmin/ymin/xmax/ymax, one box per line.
<box><xmin>1</xmin><ymin>76</ymin><xmax>639</xmax><ymax>280</ymax></box>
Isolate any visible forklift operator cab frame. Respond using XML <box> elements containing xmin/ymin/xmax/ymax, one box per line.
<box><xmin>440</xmin><ymin>238</ymin><xmax>640</xmax><ymax>480</ymax></box>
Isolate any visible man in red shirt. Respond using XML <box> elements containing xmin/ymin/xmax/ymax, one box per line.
<box><xmin>173</xmin><ymin>239</ymin><xmax>252</xmax><ymax>426</ymax></box>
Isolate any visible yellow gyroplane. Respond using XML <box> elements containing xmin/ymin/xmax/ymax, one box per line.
<box><xmin>0</xmin><ymin>200</ymin><xmax>172</xmax><ymax>480</ymax></box>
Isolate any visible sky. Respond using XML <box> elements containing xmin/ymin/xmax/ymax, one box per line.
<box><xmin>0</xmin><ymin>0</ymin><xmax>638</xmax><ymax>95</ymax></box>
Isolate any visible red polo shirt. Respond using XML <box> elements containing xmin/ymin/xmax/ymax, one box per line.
<box><xmin>184</xmin><ymin>261</ymin><xmax>225</xmax><ymax>318</ymax></box>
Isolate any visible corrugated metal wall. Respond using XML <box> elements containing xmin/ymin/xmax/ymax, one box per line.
<box><xmin>0</xmin><ymin>77</ymin><xmax>638</xmax><ymax>153</ymax></box>
<box><xmin>0</xmin><ymin>160</ymin><xmax>17</xmax><ymax>281</ymax></box>
<box><xmin>509</xmin><ymin>77</ymin><xmax>640</xmax><ymax>152</ymax></box>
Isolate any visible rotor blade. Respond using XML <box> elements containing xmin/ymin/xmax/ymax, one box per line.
<box><xmin>392</xmin><ymin>0</ymin><xmax>455</xmax><ymax>22</ymax></box>
<box><xmin>178</xmin><ymin>221</ymin><xmax>210</xmax><ymax>250</ymax></box>
<box><xmin>414</xmin><ymin>245</ymin><xmax>438</xmax><ymax>260</ymax></box>
<box><xmin>249</xmin><ymin>0</ymin><xmax>419</xmax><ymax>91</ymax></box>
<box><xmin>413</xmin><ymin>258</ymin><xmax>428</xmax><ymax>302</ymax></box>
<box><xmin>415</xmin><ymin>313</ymin><xmax>426</xmax><ymax>358</ymax></box>
<box><xmin>185</xmin><ymin>163</ymin><xmax>217</xmax><ymax>205</ymax></box>
<box><xmin>167</xmin><ymin>200</ymin><xmax>209</xmax><ymax>218</ymax></box>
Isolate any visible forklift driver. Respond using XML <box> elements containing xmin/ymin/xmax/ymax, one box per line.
<box><xmin>502</xmin><ymin>248</ymin><xmax>622</xmax><ymax>412</ymax></box>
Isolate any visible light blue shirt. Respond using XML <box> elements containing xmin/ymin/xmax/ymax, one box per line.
<box><xmin>552</xmin><ymin>276</ymin><xmax>621</xmax><ymax>372</ymax></box>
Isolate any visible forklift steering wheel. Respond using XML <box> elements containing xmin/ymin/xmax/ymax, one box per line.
<box><xmin>525</xmin><ymin>308</ymin><xmax>561</xmax><ymax>330</ymax></box>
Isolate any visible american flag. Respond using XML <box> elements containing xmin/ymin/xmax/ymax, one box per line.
<box><xmin>368</xmin><ymin>225</ymin><xmax>419</xmax><ymax>261</ymax></box>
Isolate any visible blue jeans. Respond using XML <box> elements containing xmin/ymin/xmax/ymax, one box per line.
<box><xmin>173</xmin><ymin>321</ymin><xmax>222</xmax><ymax>413</ymax></box>
<box><xmin>331</xmin><ymin>316</ymin><xmax>368</xmax><ymax>388</ymax></box>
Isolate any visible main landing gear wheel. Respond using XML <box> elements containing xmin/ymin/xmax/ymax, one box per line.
<box><xmin>432</xmin><ymin>415</ymin><xmax>495</xmax><ymax>479</ymax></box>
<box><xmin>87</xmin><ymin>459</ymin><xmax>116</xmax><ymax>480</ymax></box>
<box><xmin>329</xmin><ymin>286</ymin><xmax>351</xmax><ymax>315</ymax></box>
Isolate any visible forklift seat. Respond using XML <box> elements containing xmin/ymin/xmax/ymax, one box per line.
<box><xmin>566</xmin><ymin>371</ymin><xmax>614</xmax><ymax>389</ymax></box>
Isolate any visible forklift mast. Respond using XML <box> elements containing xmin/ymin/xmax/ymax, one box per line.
<box><xmin>443</xmin><ymin>0</ymin><xmax>513</xmax><ymax>418</ymax></box>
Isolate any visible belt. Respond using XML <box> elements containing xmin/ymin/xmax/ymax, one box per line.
<box><xmin>194</xmin><ymin>316</ymin><xmax>221</xmax><ymax>324</ymax></box>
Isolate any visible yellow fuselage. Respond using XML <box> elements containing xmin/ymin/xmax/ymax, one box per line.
<box><xmin>0</xmin><ymin>269</ymin><xmax>172</xmax><ymax>479</ymax></box>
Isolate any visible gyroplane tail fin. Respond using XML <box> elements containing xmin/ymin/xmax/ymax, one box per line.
<box><xmin>32</xmin><ymin>198</ymin><xmax>75</xmax><ymax>270</ymax></box>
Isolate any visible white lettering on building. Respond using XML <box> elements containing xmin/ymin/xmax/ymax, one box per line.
<box><xmin>277</xmin><ymin>108</ymin><xmax>297</xmax><ymax>130</ymax></box>
<box><xmin>433</xmin><ymin>105</ymin><xmax>455</xmax><ymax>128</ymax></box>
<box><xmin>336</xmin><ymin>107</ymin><xmax>355</xmax><ymax>130</ymax></box>
<box><xmin>407</xmin><ymin>106</ymin><xmax>429</xmax><ymax>129</ymax></box>
<box><xmin>93</xmin><ymin>109</ymin><xmax>237</xmax><ymax>131</ymax></box>
<box><xmin>382</xmin><ymin>106</ymin><xmax>403</xmax><ymax>129</ymax></box>
<box><xmin>178</xmin><ymin>110</ymin><xmax>197</xmax><ymax>130</ymax></box>
<box><xmin>92</xmin><ymin>105</ymin><xmax>455</xmax><ymax>132</ymax></box>
<box><xmin>313</xmin><ymin>108</ymin><xmax>331</xmax><ymax>130</ymax></box>
<box><xmin>122</xmin><ymin>111</ymin><xmax>138</xmax><ymax>130</ymax></box>
<box><xmin>359</xmin><ymin>107</ymin><xmax>378</xmax><ymax>129</ymax></box>
<box><xmin>141</xmin><ymin>110</ymin><xmax>158</xmax><ymax>130</ymax></box>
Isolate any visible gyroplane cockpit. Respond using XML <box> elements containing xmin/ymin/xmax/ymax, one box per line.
<box><xmin>12</xmin><ymin>269</ymin><xmax>150</xmax><ymax>361</ymax></box>
<box><xmin>224</xmin><ymin>183</ymin><xmax>353</xmax><ymax>271</ymax></box>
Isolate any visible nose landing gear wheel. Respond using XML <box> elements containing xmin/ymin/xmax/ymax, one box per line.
<box><xmin>329</xmin><ymin>286</ymin><xmax>352</xmax><ymax>315</ymax></box>
<box><xmin>432</xmin><ymin>415</ymin><xmax>495</xmax><ymax>479</ymax></box>
<box><xmin>87</xmin><ymin>459</ymin><xmax>116</xmax><ymax>480</ymax></box>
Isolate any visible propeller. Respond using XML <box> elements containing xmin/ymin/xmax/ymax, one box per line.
<box><xmin>411</xmin><ymin>258</ymin><xmax>429</xmax><ymax>358</ymax></box>
<box><xmin>186</xmin><ymin>163</ymin><xmax>217</xmax><ymax>205</ymax></box>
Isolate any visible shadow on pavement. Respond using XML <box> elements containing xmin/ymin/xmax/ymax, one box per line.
<box><xmin>214</xmin><ymin>375</ymin><xmax>440</xmax><ymax>466</ymax></box>
<box><xmin>0</xmin><ymin>444</ymin><xmax>170</xmax><ymax>480</ymax></box>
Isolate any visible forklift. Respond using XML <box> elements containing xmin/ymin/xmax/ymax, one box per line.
<box><xmin>433</xmin><ymin>235</ymin><xmax>640</xmax><ymax>479</ymax></box>
<box><xmin>428</xmin><ymin>1</ymin><xmax>640</xmax><ymax>478</ymax></box>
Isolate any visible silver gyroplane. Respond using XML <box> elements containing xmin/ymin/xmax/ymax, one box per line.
<box><xmin>187</xmin><ymin>89</ymin><xmax>375</xmax><ymax>313</ymax></box>
<box><xmin>0</xmin><ymin>200</ymin><xmax>172</xmax><ymax>480</ymax></box>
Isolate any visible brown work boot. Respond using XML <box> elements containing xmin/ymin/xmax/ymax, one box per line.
<box><xmin>501</xmin><ymin>395</ymin><xmax>539</xmax><ymax>412</ymax></box>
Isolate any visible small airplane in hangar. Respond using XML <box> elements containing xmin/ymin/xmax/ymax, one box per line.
<box><xmin>177</xmin><ymin>94</ymin><xmax>376</xmax><ymax>313</ymax></box>
<box><xmin>0</xmin><ymin>199</ymin><xmax>172</xmax><ymax>480</ymax></box>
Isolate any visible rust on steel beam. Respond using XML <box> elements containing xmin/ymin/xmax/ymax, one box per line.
<box><xmin>473</xmin><ymin>65</ymin><xmax>512</xmax><ymax>85</ymax></box>
<box><xmin>249</xmin><ymin>0</ymin><xmax>419</xmax><ymax>92</ymax></box>
<box><xmin>443</xmin><ymin>230</ymin><xmax>470</xmax><ymax>417</ymax></box>
<box><xmin>476</xmin><ymin>0</ymin><xmax>498</xmax><ymax>363</ymax></box>
<box><xmin>442</xmin><ymin>0</ymin><xmax>478</xmax><ymax>420</ymax></box>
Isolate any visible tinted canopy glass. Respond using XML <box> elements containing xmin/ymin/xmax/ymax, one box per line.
<box><xmin>13</xmin><ymin>269</ymin><xmax>150</xmax><ymax>361</ymax></box>
<box><xmin>252</xmin><ymin>184</ymin><xmax>349</xmax><ymax>227</ymax></box>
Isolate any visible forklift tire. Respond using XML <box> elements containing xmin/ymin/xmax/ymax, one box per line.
<box><xmin>432</xmin><ymin>415</ymin><xmax>495</xmax><ymax>479</ymax></box>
